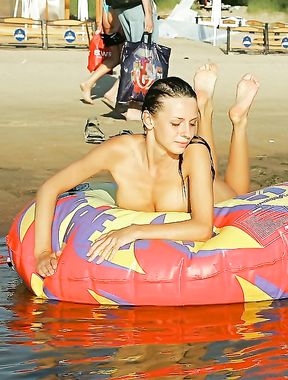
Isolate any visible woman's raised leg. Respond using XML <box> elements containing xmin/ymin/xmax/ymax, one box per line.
<box><xmin>194</xmin><ymin>66</ymin><xmax>260</xmax><ymax>203</ymax></box>
<box><xmin>224</xmin><ymin>73</ymin><xmax>260</xmax><ymax>195</ymax></box>
<box><xmin>193</xmin><ymin>63</ymin><xmax>219</xmax><ymax>174</ymax></box>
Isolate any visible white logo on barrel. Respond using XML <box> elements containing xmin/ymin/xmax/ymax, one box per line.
<box><xmin>14</xmin><ymin>28</ymin><xmax>26</xmax><ymax>42</ymax></box>
<box><xmin>64</xmin><ymin>29</ymin><xmax>76</xmax><ymax>43</ymax></box>
<box><xmin>243</xmin><ymin>35</ymin><xmax>252</xmax><ymax>48</ymax></box>
<box><xmin>282</xmin><ymin>37</ymin><xmax>288</xmax><ymax>49</ymax></box>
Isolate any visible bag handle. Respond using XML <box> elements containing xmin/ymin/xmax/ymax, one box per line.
<box><xmin>141</xmin><ymin>32</ymin><xmax>152</xmax><ymax>45</ymax></box>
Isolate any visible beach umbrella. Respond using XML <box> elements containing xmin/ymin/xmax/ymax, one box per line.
<box><xmin>211</xmin><ymin>0</ymin><xmax>221</xmax><ymax>46</ymax></box>
<box><xmin>78</xmin><ymin>0</ymin><xmax>88</xmax><ymax>21</ymax></box>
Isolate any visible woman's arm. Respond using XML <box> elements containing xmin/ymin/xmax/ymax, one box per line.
<box><xmin>141</xmin><ymin>0</ymin><xmax>154</xmax><ymax>33</ymax></box>
<box><xmin>34</xmin><ymin>139</ymin><xmax>120</xmax><ymax>276</ymax></box>
<box><xmin>88</xmin><ymin>143</ymin><xmax>214</xmax><ymax>263</ymax></box>
<box><xmin>96</xmin><ymin>0</ymin><xmax>103</xmax><ymax>31</ymax></box>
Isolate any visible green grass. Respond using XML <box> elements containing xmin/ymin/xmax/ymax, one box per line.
<box><xmin>156</xmin><ymin>0</ymin><xmax>178</xmax><ymax>14</ymax></box>
<box><xmin>247</xmin><ymin>0</ymin><xmax>288</xmax><ymax>13</ymax></box>
<box><xmin>70</xmin><ymin>0</ymin><xmax>95</xmax><ymax>20</ymax></box>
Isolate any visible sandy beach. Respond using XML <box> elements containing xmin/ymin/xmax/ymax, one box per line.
<box><xmin>0</xmin><ymin>36</ymin><xmax>287</xmax><ymax>236</ymax></box>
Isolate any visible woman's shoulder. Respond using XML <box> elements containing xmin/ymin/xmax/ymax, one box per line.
<box><xmin>91</xmin><ymin>133</ymin><xmax>145</xmax><ymax>156</ymax></box>
<box><xmin>83</xmin><ymin>133</ymin><xmax>145</xmax><ymax>171</ymax></box>
<box><xmin>182</xmin><ymin>137</ymin><xmax>213</xmax><ymax>173</ymax></box>
<box><xmin>183</xmin><ymin>137</ymin><xmax>211</xmax><ymax>158</ymax></box>
<box><xmin>109</xmin><ymin>133</ymin><xmax>144</xmax><ymax>149</ymax></box>
<box><xmin>182</xmin><ymin>136</ymin><xmax>215</xmax><ymax>180</ymax></box>
<box><xmin>110</xmin><ymin>132</ymin><xmax>144</xmax><ymax>143</ymax></box>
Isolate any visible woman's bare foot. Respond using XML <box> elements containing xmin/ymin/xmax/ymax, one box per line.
<box><xmin>193</xmin><ymin>63</ymin><xmax>218</xmax><ymax>108</ymax></box>
<box><xmin>80</xmin><ymin>82</ymin><xmax>94</xmax><ymax>104</ymax></box>
<box><xmin>103</xmin><ymin>79</ymin><xmax>119</xmax><ymax>107</ymax></box>
<box><xmin>229</xmin><ymin>74</ymin><xmax>260</xmax><ymax>126</ymax></box>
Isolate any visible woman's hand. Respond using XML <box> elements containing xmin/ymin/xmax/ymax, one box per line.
<box><xmin>35</xmin><ymin>250</ymin><xmax>61</xmax><ymax>277</ymax></box>
<box><xmin>87</xmin><ymin>225</ymin><xmax>138</xmax><ymax>264</ymax></box>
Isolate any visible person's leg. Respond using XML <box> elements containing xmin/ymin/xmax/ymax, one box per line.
<box><xmin>117</xmin><ymin>4</ymin><xmax>158</xmax><ymax>120</ymax></box>
<box><xmin>223</xmin><ymin>73</ymin><xmax>260</xmax><ymax>195</ymax></box>
<box><xmin>193</xmin><ymin>63</ymin><xmax>218</xmax><ymax>174</ymax></box>
<box><xmin>117</xmin><ymin>6</ymin><xmax>144</xmax><ymax>120</ymax></box>
<box><xmin>80</xmin><ymin>45</ymin><xmax>121</xmax><ymax>104</ymax></box>
<box><xmin>121</xmin><ymin>5</ymin><xmax>145</xmax><ymax>42</ymax></box>
<box><xmin>103</xmin><ymin>41</ymin><xmax>123</xmax><ymax>105</ymax></box>
<box><xmin>193</xmin><ymin>64</ymin><xmax>235</xmax><ymax>203</ymax></box>
<box><xmin>81</xmin><ymin>2</ymin><xmax>124</xmax><ymax>105</ymax></box>
<box><xmin>194</xmin><ymin>66</ymin><xmax>259</xmax><ymax>203</ymax></box>
<box><xmin>213</xmin><ymin>74</ymin><xmax>260</xmax><ymax>203</ymax></box>
<box><xmin>103</xmin><ymin>77</ymin><xmax>119</xmax><ymax>106</ymax></box>
<box><xmin>118</xmin><ymin>2</ymin><xmax>158</xmax><ymax>42</ymax></box>
<box><xmin>116</xmin><ymin>8</ymin><xmax>133</xmax><ymax>41</ymax></box>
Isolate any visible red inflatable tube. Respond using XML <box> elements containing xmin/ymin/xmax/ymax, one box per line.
<box><xmin>6</xmin><ymin>182</ymin><xmax>288</xmax><ymax>305</ymax></box>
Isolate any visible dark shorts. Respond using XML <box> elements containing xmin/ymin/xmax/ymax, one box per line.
<box><xmin>101</xmin><ymin>32</ymin><xmax>126</xmax><ymax>47</ymax></box>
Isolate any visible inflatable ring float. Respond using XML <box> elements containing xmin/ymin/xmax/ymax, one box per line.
<box><xmin>6</xmin><ymin>182</ymin><xmax>288</xmax><ymax>306</ymax></box>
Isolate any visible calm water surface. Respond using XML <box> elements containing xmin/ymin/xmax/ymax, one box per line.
<box><xmin>1</xmin><ymin>236</ymin><xmax>288</xmax><ymax>379</ymax></box>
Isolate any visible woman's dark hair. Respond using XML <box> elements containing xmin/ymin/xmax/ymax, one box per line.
<box><xmin>142</xmin><ymin>76</ymin><xmax>197</xmax><ymax>114</ymax></box>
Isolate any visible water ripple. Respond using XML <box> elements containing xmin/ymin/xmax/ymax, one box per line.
<box><xmin>1</xmin><ymin>237</ymin><xmax>288</xmax><ymax>378</ymax></box>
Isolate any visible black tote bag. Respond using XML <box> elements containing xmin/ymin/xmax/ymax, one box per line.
<box><xmin>116</xmin><ymin>33</ymin><xmax>171</xmax><ymax>105</ymax></box>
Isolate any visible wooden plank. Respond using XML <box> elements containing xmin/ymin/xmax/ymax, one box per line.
<box><xmin>268</xmin><ymin>27</ymin><xmax>288</xmax><ymax>34</ymax></box>
<box><xmin>231</xmin><ymin>45</ymin><xmax>264</xmax><ymax>51</ymax></box>
<box><xmin>3</xmin><ymin>17</ymin><xmax>41</xmax><ymax>25</ymax></box>
<box><xmin>267</xmin><ymin>26</ymin><xmax>288</xmax><ymax>53</ymax></box>
<box><xmin>246</xmin><ymin>19</ymin><xmax>265</xmax><ymax>27</ymax></box>
<box><xmin>226</xmin><ymin>25</ymin><xmax>266</xmax><ymax>54</ymax></box>
<box><xmin>233</xmin><ymin>26</ymin><xmax>264</xmax><ymax>33</ymax></box>
<box><xmin>48</xmin><ymin>19</ymin><xmax>84</xmax><ymax>26</ymax></box>
<box><xmin>46</xmin><ymin>22</ymin><xmax>89</xmax><ymax>48</ymax></box>
<box><xmin>0</xmin><ymin>19</ymin><xmax>43</xmax><ymax>47</ymax></box>
<box><xmin>270</xmin><ymin>22</ymin><xmax>287</xmax><ymax>28</ymax></box>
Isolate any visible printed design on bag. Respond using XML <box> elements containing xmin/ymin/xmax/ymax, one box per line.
<box><xmin>117</xmin><ymin>38</ymin><xmax>171</xmax><ymax>104</ymax></box>
<box><xmin>131</xmin><ymin>48</ymin><xmax>163</xmax><ymax>99</ymax></box>
<box><xmin>94</xmin><ymin>48</ymin><xmax>112</xmax><ymax>58</ymax></box>
<box><xmin>87</xmin><ymin>33</ymin><xmax>112</xmax><ymax>73</ymax></box>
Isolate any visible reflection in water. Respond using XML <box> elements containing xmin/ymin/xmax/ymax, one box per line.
<box><xmin>1</xmin><ymin>238</ymin><xmax>288</xmax><ymax>379</ymax></box>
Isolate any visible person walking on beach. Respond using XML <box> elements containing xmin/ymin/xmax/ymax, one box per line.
<box><xmin>80</xmin><ymin>0</ymin><xmax>125</xmax><ymax>105</ymax></box>
<box><xmin>34</xmin><ymin>63</ymin><xmax>259</xmax><ymax>277</ymax></box>
<box><xmin>107</xmin><ymin>0</ymin><xmax>159</xmax><ymax>120</ymax></box>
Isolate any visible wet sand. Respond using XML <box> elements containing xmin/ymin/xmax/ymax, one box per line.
<box><xmin>0</xmin><ymin>37</ymin><xmax>287</xmax><ymax>236</ymax></box>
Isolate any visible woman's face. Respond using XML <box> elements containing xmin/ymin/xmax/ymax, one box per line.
<box><xmin>150</xmin><ymin>96</ymin><xmax>199</xmax><ymax>155</ymax></box>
